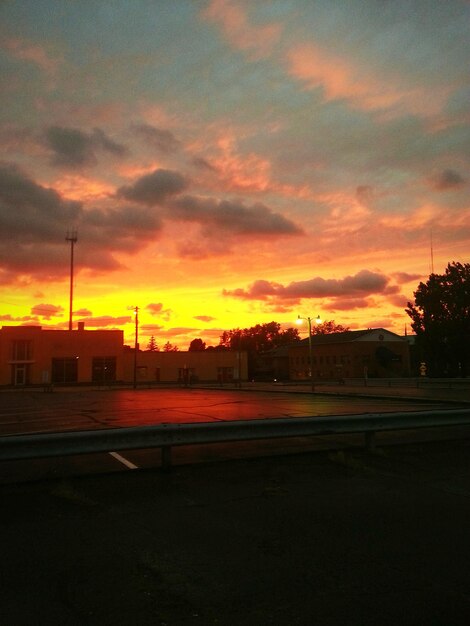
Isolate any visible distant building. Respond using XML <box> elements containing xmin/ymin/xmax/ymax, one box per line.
<box><xmin>0</xmin><ymin>324</ymin><xmax>247</xmax><ymax>387</ymax></box>
<box><xmin>288</xmin><ymin>328</ymin><xmax>410</xmax><ymax>381</ymax></box>
<box><xmin>124</xmin><ymin>348</ymin><xmax>247</xmax><ymax>385</ymax></box>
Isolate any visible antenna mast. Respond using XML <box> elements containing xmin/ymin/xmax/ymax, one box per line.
<box><xmin>66</xmin><ymin>230</ymin><xmax>78</xmax><ymax>331</ymax></box>
<box><xmin>430</xmin><ymin>228</ymin><xmax>435</xmax><ymax>274</ymax></box>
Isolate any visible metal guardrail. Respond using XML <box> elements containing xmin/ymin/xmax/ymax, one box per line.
<box><xmin>2</xmin><ymin>409</ymin><xmax>470</xmax><ymax>469</ymax></box>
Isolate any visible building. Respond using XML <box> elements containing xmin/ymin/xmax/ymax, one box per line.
<box><xmin>0</xmin><ymin>325</ymin><xmax>247</xmax><ymax>387</ymax></box>
<box><xmin>124</xmin><ymin>348</ymin><xmax>247</xmax><ymax>385</ymax></box>
<box><xmin>0</xmin><ymin>324</ymin><xmax>124</xmax><ymax>386</ymax></box>
<box><xmin>288</xmin><ymin>328</ymin><xmax>411</xmax><ymax>381</ymax></box>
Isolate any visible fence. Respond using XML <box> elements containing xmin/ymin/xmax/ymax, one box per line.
<box><xmin>2</xmin><ymin>408</ymin><xmax>470</xmax><ymax>469</ymax></box>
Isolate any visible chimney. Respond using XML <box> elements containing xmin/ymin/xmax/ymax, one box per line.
<box><xmin>78</xmin><ymin>321</ymin><xmax>85</xmax><ymax>331</ymax></box>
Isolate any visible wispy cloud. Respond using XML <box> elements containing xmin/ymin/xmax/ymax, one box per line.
<box><xmin>202</xmin><ymin>0</ymin><xmax>282</xmax><ymax>60</ymax></box>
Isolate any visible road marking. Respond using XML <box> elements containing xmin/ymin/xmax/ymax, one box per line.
<box><xmin>109</xmin><ymin>451</ymin><xmax>138</xmax><ymax>469</ymax></box>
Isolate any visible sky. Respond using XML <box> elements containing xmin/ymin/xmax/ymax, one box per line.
<box><xmin>0</xmin><ymin>0</ymin><xmax>469</xmax><ymax>349</ymax></box>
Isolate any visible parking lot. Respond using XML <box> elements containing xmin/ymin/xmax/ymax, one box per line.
<box><xmin>2</xmin><ymin>385</ymin><xmax>470</xmax><ymax>624</ymax></box>
<box><xmin>1</xmin><ymin>386</ymin><xmax>467</xmax><ymax>484</ymax></box>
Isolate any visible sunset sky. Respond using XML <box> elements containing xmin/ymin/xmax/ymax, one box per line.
<box><xmin>1</xmin><ymin>0</ymin><xmax>469</xmax><ymax>348</ymax></box>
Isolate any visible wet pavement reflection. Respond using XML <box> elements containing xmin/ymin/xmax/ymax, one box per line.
<box><xmin>0</xmin><ymin>387</ymin><xmax>446</xmax><ymax>436</ymax></box>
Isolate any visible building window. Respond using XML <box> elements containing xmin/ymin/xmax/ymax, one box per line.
<box><xmin>92</xmin><ymin>357</ymin><xmax>117</xmax><ymax>383</ymax></box>
<box><xmin>178</xmin><ymin>367</ymin><xmax>196</xmax><ymax>383</ymax></box>
<box><xmin>11</xmin><ymin>363</ymin><xmax>31</xmax><ymax>385</ymax></box>
<box><xmin>217</xmin><ymin>366</ymin><xmax>233</xmax><ymax>383</ymax></box>
<box><xmin>137</xmin><ymin>365</ymin><xmax>148</xmax><ymax>380</ymax></box>
<box><xmin>51</xmin><ymin>357</ymin><xmax>78</xmax><ymax>383</ymax></box>
<box><xmin>12</xmin><ymin>340</ymin><xmax>32</xmax><ymax>361</ymax></box>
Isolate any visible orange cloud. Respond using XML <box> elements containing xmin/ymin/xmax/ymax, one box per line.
<box><xmin>3</xmin><ymin>37</ymin><xmax>59</xmax><ymax>75</ymax></box>
<box><xmin>287</xmin><ymin>42</ymin><xmax>448</xmax><ymax>116</ymax></box>
<box><xmin>51</xmin><ymin>174</ymin><xmax>115</xmax><ymax>202</ymax></box>
<box><xmin>203</xmin><ymin>0</ymin><xmax>281</xmax><ymax>60</ymax></box>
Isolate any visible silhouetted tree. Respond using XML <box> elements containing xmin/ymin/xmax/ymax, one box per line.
<box><xmin>219</xmin><ymin>321</ymin><xmax>301</xmax><ymax>378</ymax></box>
<box><xmin>310</xmin><ymin>320</ymin><xmax>349</xmax><ymax>335</ymax></box>
<box><xmin>188</xmin><ymin>338</ymin><xmax>206</xmax><ymax>351</ymax></box>
<box><xmin>146</xmin><ymin>335</ymin><xmax>159</xmax><ymax>351</ymax></box>
<box><xmin>406</xmin><ymin>261</ymin><xmax>470</xmax><ymax>376</ymax></box>
<box><xmin>163</xmin><ymin>341</ymin><xmax>179</xmax><ymax>352</ymax></box>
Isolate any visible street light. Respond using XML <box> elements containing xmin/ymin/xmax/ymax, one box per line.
<box><xmin>127</xmin><ymin>306</ymin><xmax>139</xmax><ymax>389</ymax></box>
<box><xmin>297</xmin><ymin>314</ymin><xmax>322</xmax><ymax>391</ymax></box>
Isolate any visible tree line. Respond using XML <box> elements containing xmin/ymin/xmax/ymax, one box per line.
<box><xmin>144</xmin><ymin>261</ymin><xmax>469</xmax><ymax>378</ymax></box>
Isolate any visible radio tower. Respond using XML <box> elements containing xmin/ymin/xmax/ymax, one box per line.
<box><xmin>66</xmin><ymin>230</ymin><xmax>78</xmax><ymax>331</ymax></box>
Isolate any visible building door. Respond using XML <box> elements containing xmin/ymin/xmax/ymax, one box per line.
<box><xmin>92</xmin><ymin>357</ymin><xmax>117</xmax><ymax>383</ymax></box>
<box><xmin>51</xmin><ymin>358</ymin><xmax>78</xmax><ymax>384</ymax></box>
<box><xmin>13</xmin><ymin>364</ymin><xmax>27</xmax><ymax>385</ymax></box>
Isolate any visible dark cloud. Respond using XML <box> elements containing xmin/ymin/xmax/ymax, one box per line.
<box><xmin>223</xmin><ymin>270</ymin><xmax>396</xmax><ymax>301</ymax></box>
<box><xmin>140</xmin><ymin>324</ymin><xmax>164</xmax><ymax>333</ymax></box>
<box><xmin>191</xmin><ymin>156</ymin><xmax>217</xmax><ymax>171</ymax></box>
<box><xmin>0</xmin><ymin>162</ymin><xmax>163</xmax><ymax>281</ymax></box>
<box><xmin>0</xmin><ymin>162</ymin><xmax>81</xmax><ymax>241</ymax></box>
<box><xmin>356</xmin><ymin>185</ymin><xmax>374</xmax><ymax>207</ymax></box>
<box><xmin>170</xmin><ymin>196</ymin><xmax>304</xmax><ymax>236</ymax></box>
<box><xmin>76</xmin><ymin>315</ymin><xmax>131</xmax><ymax>328</ymax></box>
<box><xmin>392</xmin><ymin>271</ymin><xmax>422</xmax><ymax>284</ymax></box>
<box><xmin>43</xmin><ymin>126</ymin><xmax>128</xmax><ymax>168</ymax></box>
<box><xmin>84</xmin><ymin>205</ymin><xmax>163</xmax><ymax>250</ymax></box>
<box><xmin>146</xmin><ymin>302</ymin><xmax>163</xmax><ymax>315</ymax></box>
<box><xmin>326</xmin><ymin>297</ymin><xmax>372</xmax><ymax>310</ymax></box>
<box><xmin>146</xmin><ymin>303</ymin><xmax>172</xmax><ymax>320</ymax></box>
<box><xmin>430</xmin><ymin>169</ymin><xmax>466</xmax><ymax>191</ymax></box>
<box><xmin>31</xmin><ymin>303</ymin><xmax>64</xmax><ymax>319</ymax></box>
<box><xmin>117</xmin><ymin>168</ymin><xmax>188</xmax><ymax>205</ymax></box>
<box><xmin>73</xmin><ymin>308</ymin><xmax>92</xmax><ymax>316</ymax></box>
<box><xmin>92</xmin><ymin>128</ymin><xmax>128</xmax><ymax>156</ymax></box>
<box><xmin>194</xmin><ymin>315</ymin><xmax>216</xmax><ymax>322</ymax></box>
<box><xmin>0</xmin><ymin>314</ymin><xmax>37</xmax><ymax>322</ymax></box>
<box><xmin>116</xmin><ymin>169</ymin><xmax>302</xmax><ymax>239</ymax></box>
<box><xmin>132</xmin><ymin>124</ymin><xmax>181</xmax><ymax>153</ymax></box>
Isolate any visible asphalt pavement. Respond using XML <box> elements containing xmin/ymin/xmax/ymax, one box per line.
<box><xmin>1</xmin><ymin>382</ymin><xmax>470</xmax><ymax>625</ymax></box>
<box><xmin>2</xmin><ymin>438</ymin><xmax>470</xmax><ymax>625</ymax></box>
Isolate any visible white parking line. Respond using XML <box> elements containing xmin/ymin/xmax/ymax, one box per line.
<box><xmin>109</xmin><ymin>451</ymin><xmax>138</xmax><ymax>469</ymax></box>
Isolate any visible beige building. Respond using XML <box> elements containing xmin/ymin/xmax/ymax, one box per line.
<box><xmin>125</xmin><ymin>348</ymin><xmax>247</xmax><ymax>385</ymax></box>
<box><xmin>0</xmin><ymin>324</ymin><xmax>124</xmax><ymax>386</ymax></box>
<box><xmin>289</xmin><ymin>328</ymin><xmax>410</xmax><ymax>381</ymax></box>
<box><xmin>0</xmin><ymin>325</ymin><xmax>247</xmax><ymax>387</ymax></box>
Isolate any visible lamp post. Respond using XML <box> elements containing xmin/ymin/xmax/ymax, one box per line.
<box><xmin>297</xmin><ymin>314</ymin><xmax>321</xmax><ymax>391</ymax></box>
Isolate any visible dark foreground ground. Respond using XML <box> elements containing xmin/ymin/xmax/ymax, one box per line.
<box><xmin>2</xmin><ymin>438</ymin><xmax>470</xmax><ymax>626</ymax></box>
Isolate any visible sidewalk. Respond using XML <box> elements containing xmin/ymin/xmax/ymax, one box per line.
<box><xmin>200</xmin><ymin>380</ymin><xmax>470</xmax><ymax>405</ymax></box>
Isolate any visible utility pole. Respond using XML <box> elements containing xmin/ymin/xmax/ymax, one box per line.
<box><xmin>66</xmin><ymin>230</ymin><xmax>78</xmax><ymax>331</ymax></box>
<box><xmin>133</xmin><ymin>306</ymin><xmax>139</xmax><ymax>389</ymax></box>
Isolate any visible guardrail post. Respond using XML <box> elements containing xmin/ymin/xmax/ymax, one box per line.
<box><xmin>161</xmin><ymin>445</ymin><xmax>172</xmax><ymax>470</ymax></box>
<box><xmin>365</xmin><ymin>431</ymin><xmax>376</xmax><ymax>452</ymax></box>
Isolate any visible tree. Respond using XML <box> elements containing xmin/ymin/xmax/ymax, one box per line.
<box><xmin>220</xmin><ymin>321</ymin><xmax>300</xmax><ymax>352</ymax></box>
<box><xmin>406</xmin><ymin>262</ymin><xmax>470</xmax><ymax>376</ymax></box>
<box><xmin>309</xmin><ymin>320</ymin><xmax>349</xmax><ymax>335</ymax></box>
<box><xmin>163</xmin><ymin>341</ymin><xmax>179</xmax><ymax>352</ymax></box>
<box><xmin>146</xmin><ymin>336</ymin><xmax>159</xmax><ymax>351</ymax></box>
<box><xmin>188</xmin><ymin>338</ymin><xmax>206</xmax><ymax>351</ymax></box>
<box><xmin>219</xmin><ymin>321</ymin><xmax>301</xmax><ymax>378</ymax></box>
